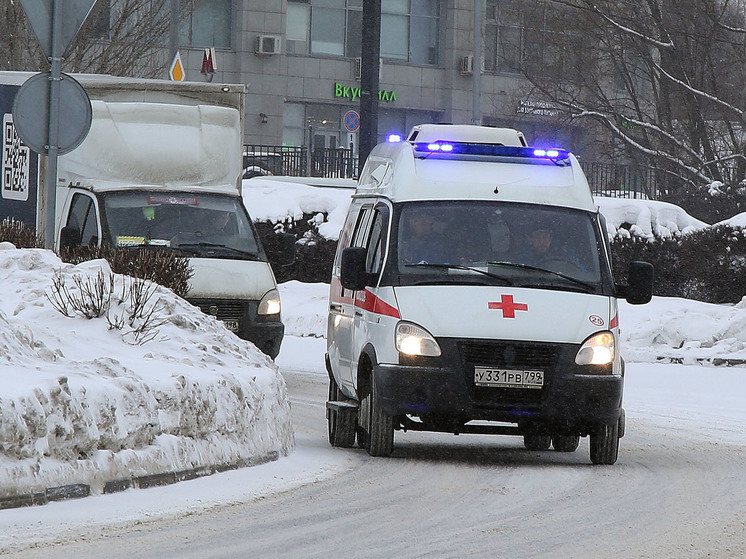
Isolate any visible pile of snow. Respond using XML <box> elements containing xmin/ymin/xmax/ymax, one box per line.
<box><xmin>594</xmin><ymin>197</ymin><xmax>709</xmax><ymax>239</ymax></box>
<box><xmin>0</xmin><ymin>244</ymin><xmax>292</xmax><ymax>498</ymax></box>
<box><xmin>242</xmin><ymin>178</ymin><xmax>352</xmax><ymax>241</ymax></box>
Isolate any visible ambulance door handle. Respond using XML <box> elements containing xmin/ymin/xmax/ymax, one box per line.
<box><xmin>330</xmin><ymin>303</ymin><xmax>342</xmax><ymax>312</ymax></box>
<box><xmin>354</xmin><ymin>310</ymin><xmax>363</xmax><ymax>317</ymax></box>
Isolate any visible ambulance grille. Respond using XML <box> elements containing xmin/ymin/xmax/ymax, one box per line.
<box><xmin>458</xmin><ymin>341</ymin><xmax>561</xmax><ymax>408</ymax></box>
<box><xmin>458</xmin><ymin>341</ymin><xmax>559</xmax><ymax>370</ymax></box>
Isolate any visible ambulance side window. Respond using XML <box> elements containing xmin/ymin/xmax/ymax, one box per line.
<box><xmin>351</xmin><ymin>206</ymin><xmax>374</xmax><ymax>248</ymax></box>
<box><xmin>366</xmin><ymin>210</ymin><xmax>387</xmax><ymax>275</ymax></box>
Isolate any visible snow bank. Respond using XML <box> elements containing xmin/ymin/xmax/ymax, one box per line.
<box><xmin>278</xmin><ymin>281</ymin><xmax>328</xmax><ymax>338</ymax></box>
<box><xmin>595</xmin><ymin>197</ymin><xmax>709</xmax><ymax>239</ymax></box>
<box><xmin>0</xmin><ymin>244</ymin><xmax>293</xmax><ymax>498</ymax></box>
<box><xmin>620</xmin><ymin>297</ymin><xmax>746</xmax><ymax>365</ymax></box>
<box><xmin>242</xmin><ymin>178</ymin><xmax>352</xmax><ymax>240</ymax></box>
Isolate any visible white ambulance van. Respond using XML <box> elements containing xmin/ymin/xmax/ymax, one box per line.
<box><xmin>325</xmin><ymin>124</ymin><xmax>653</xmax><ymax>465</ymax></box>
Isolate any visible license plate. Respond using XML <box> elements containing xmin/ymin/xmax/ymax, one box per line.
<box><xmin>222</xmin><ymin>319</ymin><xmax>239</xmax><ymax>332</ymax></box>
<box><xmin>474</xmin><ymin>367</ymin><xmax>544</xmax><ymax>389</ymax></box>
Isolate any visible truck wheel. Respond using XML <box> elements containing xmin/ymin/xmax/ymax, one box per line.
<box><xmin>552</xmin><ymin>434</ymin><xmax>580</xmax><ymax>452</ymax></box>
<box><xmin>523</xmin><ymin>434</ymin><xmax>551</xmax><ymax>451</ymax></box>
<box><xmin>590</xmin><ymin>422</ymin><xmax>620</xmax><ymax>465</ymax></box>
<box><xmin>362</xmin><ymin>374</ymin><xmax>394</xmax><ymax>457</ymax></box>
<box><xmin>327</xmin><ymin>377</ymin><xmax>356</xmax><ymax>448</ymax></box>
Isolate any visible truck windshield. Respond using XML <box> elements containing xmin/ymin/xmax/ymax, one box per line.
<box><xmin>395</xmin><ymin>201</ymin><xmax>608</xmax><ymax>293</ymax></box>
<box><xmin>101</xmin><ymin>191</ymin><xmax>263</xmax><ymax>259</ymax></box>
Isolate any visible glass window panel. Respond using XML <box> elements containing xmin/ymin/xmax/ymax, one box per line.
<box><xmin>382</xmin><ymin>0</ymin><xmax>408</xmax><ymax>14</ymax></box>
<box><xmin>380</xmin><ymin>13</ymin><xmax>408</xmax><ymax>60</ymax></box>
<box><xmin>190</xmin><ymin>0</ymin><xmax>231</xmax><ymax>48</ymax></box>
<box><xmin>410</xmin><ymin>15</ymin><xmax>438</xmax><ymax>65</ymax></box>
<box><xmin>345</xmin><ymin>9</ymin><xmax>362</xmax><ymax>58</ymax></box>
<box><xmin>287</xmin><ymin>3</ymin><xmax>310</xmax><ymax>53</ymax></box>
<box><xmin>499</xmin><ymin>26</ymin><xmax>521</xmax><ymax>72</ymax></box>
<box><xmin>315</xmin><ymin>0</ymin><xmax>344</xmax><ymax>7</ymax></box>
<box><xmin>311</xmin><ymin>7</ymin><xmax>345</xmax><ymax>55</ymax></box>
<box><xmin>412</xmin><ymin>0</ymin><xmax>438</xmax><ymax>17</ymax></box>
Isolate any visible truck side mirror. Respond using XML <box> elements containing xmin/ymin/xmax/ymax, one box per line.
<box><xmin>623</xmin><ymin>261</ymin><xmax>654</xmax><ymax>305</ymax></box>
<box><xmin>59</xmin><ymin>226</ymin><xmax>81</xmax><ymax>251</ymax></box>
<box><xmin>340</xmin><ymin>247</ymin><xmax>371</xmax><ymax>291</ymax></box>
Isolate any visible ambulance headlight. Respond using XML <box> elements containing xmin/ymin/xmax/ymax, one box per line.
<box><xmin>395</xmin><ymin>322</ymin><xmax>441</xmax><ymax>357</ymax></box>
<box><xmin>575</xmin><ymin>331</ymin><xmax>615</xmax><ymax>366</ymax></box>
<box><xmin>258</xmin><ymin>289</ymin><xmax>281</xmax><ymax>316</ymax></box>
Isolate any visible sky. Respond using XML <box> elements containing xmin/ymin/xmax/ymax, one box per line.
<box><xmin>0</xmin><ymin>178</ymin><xmax>745</xmax><ymax>546</ymax></box>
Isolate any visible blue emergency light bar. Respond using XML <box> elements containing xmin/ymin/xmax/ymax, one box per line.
<box><xmin>411</xmin><ymin>141</ymin><xmax>570</xmax><ymax>163</ymax></box>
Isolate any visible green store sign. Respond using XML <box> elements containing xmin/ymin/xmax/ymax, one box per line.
<box><xmin>334</xmin><ymin>83</ymin><xmax>397</xmax><ymax>103</ymax></box>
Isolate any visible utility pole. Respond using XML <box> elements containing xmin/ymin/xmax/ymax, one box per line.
<box><xmin>359</xmin><ymin>0</ymin><xmax>381</xmax><ymax>170</ymax></box>
<box><xmin>472</xmin><ymin>0</ymin><xmax>483</xmax><ymax>125</ymax></box>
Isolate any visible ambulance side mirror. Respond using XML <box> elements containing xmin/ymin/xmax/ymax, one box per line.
<box><xmin>621</xmin><ymin>261</ymin><xmax>654</xmax><ymax>305</ymax></box>
<box><xmin>340</xmin><ymin>247</ymin><xmax>371</xmax><ymax>291</ymax></box>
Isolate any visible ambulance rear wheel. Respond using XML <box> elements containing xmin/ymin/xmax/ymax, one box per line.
<box><xmin>363</xmin><ymin>374</ymin><xmax>394</xmax><ymax>457</ymax></box>
<box><xmin>327</xmin><ymin>377</ymin><xmax>356</xmax><ymax>448</ymax></box>
<box><xmin>590</xmin><ymin>422</ymin><xmax>620</xmax><ymax>465</ymax></box>
<box><xmin>552</xmin><ymin>434</ymin><xmax>580</xmax><ymax>452</ymax></box>
<box><xmin>523</xmin><ymin>434</ymin><xmax>551</xmax><ymax>451</ymax></box>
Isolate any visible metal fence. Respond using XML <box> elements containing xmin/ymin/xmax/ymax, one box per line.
<box><xmin>581</xmin><ymin>161</ymin><xmax>659</xmax><ymax>200</ymax></box>
<box><xmin>243</xmin><ymin>145</ymin><xmax>358</xmax><ymax>179</ymax></box>
<box><xmin>244</xmin><ymin>145</ymin><xmax>658</xmax><ymax>199</ymax></box>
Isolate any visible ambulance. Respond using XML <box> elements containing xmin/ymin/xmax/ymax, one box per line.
<box><xmin>325</xmin><ymin>124</ymin><xmax>653</xmax><ymax>465</ymax></box>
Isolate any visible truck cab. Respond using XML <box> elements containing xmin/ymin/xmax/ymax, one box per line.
<box><xmin>325</xmin><ymin>124</ymin><xmax>653</xmax><ymax>464</ymax></box>
<box><xmin>53</xmin><ymin>80</ymin><xmax>290</xmax><ymax>359</ymax></box>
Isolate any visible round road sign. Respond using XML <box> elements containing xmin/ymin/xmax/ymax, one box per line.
<box><xmin>12</xmin><ymin>72</ymin><xmax>92</xmax><ymax>155</ymax></box>
<box><xmin>344</xmin><ymin>110</ymin><xmax>360</xmax><ymax>132</ymax></box>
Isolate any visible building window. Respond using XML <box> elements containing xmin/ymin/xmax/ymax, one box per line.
<box><xmin>179</xmin><ymin>0</ymin><xmax>232</xmax><ymax>49</ymax></box>
<box><xmin>287</xmin><ymin>2</ymin><xmax>310</xmax><ymax>54</ymax></box>
<box><xmin>288</xmin><ymin>0</ymin><xmax>439</xmax><ymax>65</ymax></box>
<box><xmin>485</xmin><ymin>0</ymin><xmax>575</xmax><ymax>79</ymax></box>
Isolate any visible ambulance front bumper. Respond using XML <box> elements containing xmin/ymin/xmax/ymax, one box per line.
<box><xmin>373</xmin><ymin>339</ymin><xmax>624</xmax><ymax>428</ymax></box>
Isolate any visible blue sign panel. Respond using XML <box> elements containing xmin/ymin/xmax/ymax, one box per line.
<box><xmin>0</xmin><ymin>84</ymin><xmax>39</xmax><ymax>230</ymax></box>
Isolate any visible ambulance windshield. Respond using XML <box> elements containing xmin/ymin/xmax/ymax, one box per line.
<box><xmin>396</xmin><ymin>201</ymin><xmax>606</xmax><ymax>292</ymax></box>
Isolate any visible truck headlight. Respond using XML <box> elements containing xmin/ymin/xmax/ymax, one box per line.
<box><xmin>395</xmin><ymin>321</ymin><xmax>441</xmax><ymax>357</ymax></box>
<box><xmin>258</xmin><ymin>289</ymin><xmax>281</xmax><ymax>316</ymax></box>
<box><xmin>575</xmin><ymin>331</ymin><xmax>615</xmax><ymax>366</ymax></box>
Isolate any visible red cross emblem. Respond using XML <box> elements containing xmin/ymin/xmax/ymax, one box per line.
<box><xmin>488</xmin><ymin>294</ymin><xmax>528</xmax><ymax>318</ymax></box>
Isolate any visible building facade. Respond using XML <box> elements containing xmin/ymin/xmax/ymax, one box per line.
<box><xmin>154</xmin><ymin>0</ymin><xmax>593</xmax><ymax>160</ymax></box>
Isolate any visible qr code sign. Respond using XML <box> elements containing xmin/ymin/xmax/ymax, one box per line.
<box><xmin>2</xmin><ymin>113</ymin><xmax>30</xmax><ymax>202</ymax></box>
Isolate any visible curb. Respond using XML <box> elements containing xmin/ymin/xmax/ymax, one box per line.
<box><xmin>0</xmin><ymin>450</ymin><xmax>279</xmax><ymax>511</ymax></box>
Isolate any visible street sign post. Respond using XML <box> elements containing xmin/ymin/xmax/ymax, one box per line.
<box><xmin>17</xmin><ymin>0</ymin><xmax>98</xmax><ymax>249</ymax></box>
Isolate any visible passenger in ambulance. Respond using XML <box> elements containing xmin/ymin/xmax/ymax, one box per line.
<box><xmin>521</xmin><ymin>227</ymin><xmax>554</xmax><ymax>267</ymax></box>
<box><xmin>399</xmin><ymin>210</ymin><xmax>449</xmax><ymax>265</ymax></box>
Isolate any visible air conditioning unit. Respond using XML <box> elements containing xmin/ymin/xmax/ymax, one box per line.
<box><xmin>353</xmin><ymin>57</ymin><xmax>384</xmax><ymax>81</ymax></box>
<box><xmin>460</xmin><ymin>54</ymin><xmax>474</xmax><ymax>76</ymax></box>
<box><xmin>255</xmin><ymin>35</ymin><xmax>281</xmax><ymax>55</ymax></box>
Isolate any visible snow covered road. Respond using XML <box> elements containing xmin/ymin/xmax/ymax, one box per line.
<box><xmin>4</xmin><ymin>354</ymin><xmax>745</xmax><ymax>558</ymax></box>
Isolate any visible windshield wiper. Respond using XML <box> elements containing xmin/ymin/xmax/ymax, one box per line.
<box><xmin>405</xmin><ymin>263</ymin><xmax>514</xmax><ymax>285</ymax></box>
<box><xmin>487</xmin><ymin>261</ymin><xmax>596</xmax><ymax>292</ymax></box>
<box><xmin>172</xmin><ymin>242</ymin><xmax>261</xmax><ymax>259</ymax></box>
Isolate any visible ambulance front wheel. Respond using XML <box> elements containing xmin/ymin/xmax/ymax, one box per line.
<box><xmin>361</xmin><ymin>373</ymin><xmax>394</xmax><ymax>457</ymax></box>
<box><xmin>327</xmin><ymin>377</ymin><xmax>357</xmax><ymax>448</ymax></box>
<box><xmin>589</xmin><ymin>421</ymin><xmax>620</xmax><ymax>465</ymax></box>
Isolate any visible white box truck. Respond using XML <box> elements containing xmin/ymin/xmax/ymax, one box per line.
<box><xmin>325</xmin><ymin>124</ymin><xmax>653</xmax><ymax>465</ymax></box>
<box><xmin>0</xmin><ymin>72</ymin><xmax>290</xmax><ymax>358</ymax></box>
